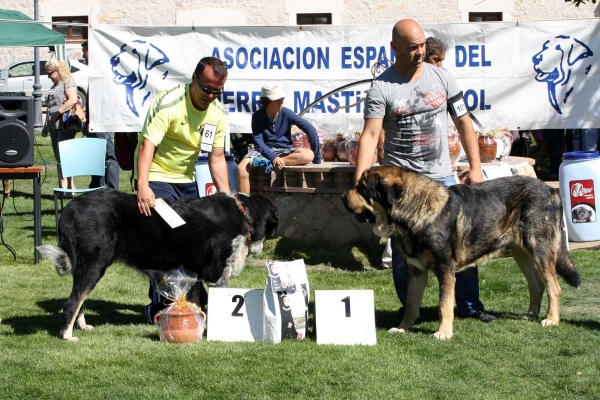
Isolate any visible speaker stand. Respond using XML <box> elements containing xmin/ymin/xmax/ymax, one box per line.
<box><xmin>0</xmin><ymin>191</ymin><xmax>16</xmax><ymax>260</ymax></box>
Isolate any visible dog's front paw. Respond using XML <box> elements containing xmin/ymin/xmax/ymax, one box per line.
<box><xmin>433</xmin><ymin>330</ymin><xmax>453</xmax><ymax>340</ymax></box>
<box><xmin>78</xmin><ymin>324</ymin><xmax>94</xmax><ymax>331</ymax></box>
<box><xmin>541</xmin><ymin>318</ymin><xmax>559</xmax><ymax>327</ymax></box>
<box><xmin>388</xmin><ymin>327</ymin><xmax>409</xmax><ymax>334</ymax></box>
<box><xmin>59</xmin><ymin>333</ymin><xmax>79</xmax><ymax>342</ymax></box>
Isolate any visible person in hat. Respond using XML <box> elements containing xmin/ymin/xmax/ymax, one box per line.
<box><xmin>237</xmin><ymin>84</ymin><xmax>321</xmax><ymax>194</ymax></box>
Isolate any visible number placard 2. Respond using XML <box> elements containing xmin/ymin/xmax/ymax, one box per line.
<box><xmin>207</xmin><ymin>288</ymin><xmax>263</xmax><ymax>342</ymax></box>
<box><xmin>315</xmin><ymin>290</ymin><xmax>376</xmax><ymax>346</ymax></box>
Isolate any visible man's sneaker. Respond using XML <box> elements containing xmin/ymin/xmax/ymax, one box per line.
<box><xmin>472</xmin><ymin>310</ymin><xmax>497</xmax><ymax>323</ymax></box>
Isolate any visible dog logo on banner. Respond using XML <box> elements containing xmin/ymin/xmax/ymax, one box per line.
<box><xmin>532</xmin><ymin>35</ymin><xmax>594</xmax><ymax>115</ymax></box>
<box><xmin>110</xmin><ymin>40</ymin><xmax>170</xmax><ymax>117</ymax></box>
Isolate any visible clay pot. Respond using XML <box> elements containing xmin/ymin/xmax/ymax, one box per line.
<box><xmin>302</xmin><ymin>134</ymin><xmax>310</xmax><ymax>149</ymax></box>
<box><xmin>337</xmin><ymin>138</ymin><xmax>349</xmax><ymax>162</ymax></box>
<box><xmin>156</xmin><ymin>308</ymin><xmax>204</xmax><ymax>343</ymax></box>
<box><xmin>346</xmin><ymin>138</ymin><xmax>360</xmax><ymax>165</ymax></box>
<box><xmin>346</xmin><ymin>138</ymin><xmax>377</xmax><ymax>166</ymax></box>
<box><xmin>478</xmin><ymin>136</ymin><xmax>497</xmax><ymax>163</ymax></box>
<box><xmin>292</xmin><ymin>132</ymin><xmax>304</xmax><ymax>149</ymax></box>
<box><xmin>448</xmin><ymin>130</ymin><xmax>461</xmax><ymax>164</ymax></box>
<box><xmin>448</xmin><ymin>140</ymin><xmax>460</xmax><ymax>165</ymax></box>
<box><xmin>321</xmin><ymin>140</ymin><xmax>337</xmax><ymax>162</ymax></box>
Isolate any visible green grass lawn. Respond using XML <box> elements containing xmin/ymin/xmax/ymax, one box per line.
<box><xmin>0</xmin><ymin>135</ymin><xmax>599</xmax><ymax>399</ymax></box>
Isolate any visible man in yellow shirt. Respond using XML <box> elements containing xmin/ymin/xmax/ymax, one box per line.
<box><xmin>134</xmin><ymin>56</ymin><xmax>231</xmax><ymax>322</ymax></box>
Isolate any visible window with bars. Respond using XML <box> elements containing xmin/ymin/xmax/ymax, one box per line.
<box><xmin>296</xmin><ymin>13</ymin><xmax>332</xmax><ymax>25</ymax></box>
<box><xmin>469</xmin><ymin>12</ymin><xmax>503</xmax><ymax>22</ymax></box>
<box><xmin>52</xmin><ymin>16</ymin><xmax>89</xmax><ymax>43</ymax></box>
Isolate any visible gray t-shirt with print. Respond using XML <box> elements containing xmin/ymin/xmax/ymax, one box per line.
<box><xmin>364</xmin><ymin>63</ymin><xmax>461</xmax><ymax>179</ymax></box>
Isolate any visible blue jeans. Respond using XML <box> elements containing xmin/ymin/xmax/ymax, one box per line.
<box><xmin>87</xmin><ymin>132</ymin><xmax>120</xmax><ymax>190</ymax></box>
<box><xmin>392</xmin><ymin>175</ymin><xmax>484</xmax><ymax>319</ymax></box>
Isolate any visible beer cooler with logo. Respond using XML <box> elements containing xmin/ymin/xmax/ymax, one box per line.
<box><xmin>559</xmin><ymin>151</ymin><xmax>600</xmax><ymax>242</ymax></box>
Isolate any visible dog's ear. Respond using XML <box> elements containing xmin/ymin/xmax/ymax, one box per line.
<box><xmin>368</xmin><ymin>172</ymin><xmax>404</xmax><ymax>209</ymax></box>
<box><xmin>567</xmin><ymin>37</ymin><xmax>593</xmax><ymax>66</ymax></box>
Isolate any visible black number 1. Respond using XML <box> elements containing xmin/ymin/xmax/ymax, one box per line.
<box><xmin>232</xmin><ymin>295</ymin><xmax>245</xmax><ymax>317</ymax></box>
<box><xmin>341</xmin><ymin>296</ymin><xmax>351</xmax><ymax>318</ymax></box>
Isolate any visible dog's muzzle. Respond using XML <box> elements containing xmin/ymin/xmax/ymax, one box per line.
<box><xmin>354</xmin><ymin>212</ymin><xmax>376</xmax><ymax>224</ymax></box>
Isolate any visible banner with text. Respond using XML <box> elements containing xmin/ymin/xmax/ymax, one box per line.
<box><xmin>89</xmin><ymin>20</ymin><xmax>600</xmax><ymax>133</ymax></box>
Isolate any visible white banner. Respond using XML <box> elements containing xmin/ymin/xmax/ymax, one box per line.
<box><xmin>89</xmin><ymin>20</ymin><xmax>600</xmax><ymax>133</ymax></box>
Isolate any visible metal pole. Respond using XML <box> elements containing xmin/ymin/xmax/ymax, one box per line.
<box><xmin>32</xmin><ymin>0</ymin><xmax>43</xmax><ymax>132</ymax></box>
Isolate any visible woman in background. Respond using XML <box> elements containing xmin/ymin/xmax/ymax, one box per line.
<box><xmin>43</xmin><ymin>58</ymin><xmax>78</xmax><ymax>193</ymax></box>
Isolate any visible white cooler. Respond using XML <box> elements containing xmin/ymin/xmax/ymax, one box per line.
<box><xmin>195</xmin><ymin>154</ymin><xmax>238</xmax><ymax>196</ymax></box>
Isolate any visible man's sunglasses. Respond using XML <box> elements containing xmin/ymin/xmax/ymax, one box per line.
<box><xmin>196</xmin><ymin>79</ymin><xmax>224</xmax><ymax>96</ymax></box>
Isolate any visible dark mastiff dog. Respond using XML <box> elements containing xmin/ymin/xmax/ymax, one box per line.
<box><xmin>342</xmin><ymin>165</ymin><xmax>580</xmax><ymax>340</ymax></box>
<box><xmin>38</xmin><ymin>190</ymin><xmax>279</xmax><ymax>341</ymax></box>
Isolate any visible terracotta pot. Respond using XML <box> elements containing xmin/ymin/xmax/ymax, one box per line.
<box><xmin>346</xmin><ymin>138</ymin><xmax>360</xmax><ymax>165</ymax></box>
<box><xmin>346</xmin><ymin>138</ymin><xmax>376</xmax><ymax>165</ymax></box>
<box><xmin>292</xmin><ymin>132</ymin><xmax>305</xmax><ymax>149</ymax></box>
<box><xmin>448</xmin><ymin>141</ymin><xmax>460</xmax><ymax>164</ymax></box>
<box><xmin>302</xmin><ymin>134</ymin><xmax>310</xmax><ymax>149</ymax></box>
<box><xmin>157</xmin><ymin>308</ymin><xmax>203</xmax><ymax>343</ymax></box>
<box><xmin>337</xmin><ymin>138</ymin><xmax>349</xmax><ymax>162</ymax></box>
<box><xmin>321</xmin><ymin>140</ymin><xmax>337</xmax><ymax>161</ymax></box>
<box><xmin>478</xmin><ymin>136</ymin><xmax>497</xmax><ymax>163</ymax></box>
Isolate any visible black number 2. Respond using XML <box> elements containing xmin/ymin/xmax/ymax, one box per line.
<box><xmin>232</xmin><ymin>295</ymin><xmax>245</xmax><ymax>317</ymax></box>
<box><xmin>341</xmin><ymin>296</ymin><xmax>351</xmax><ymax>318</ymax></box>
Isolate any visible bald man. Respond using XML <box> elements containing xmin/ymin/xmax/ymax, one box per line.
<box><xmin>354</xmin><ymin>19</ymin><xmax>495</xmax><ymax>330</ymax></box>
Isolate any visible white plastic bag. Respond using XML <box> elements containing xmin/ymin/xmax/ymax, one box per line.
<box><xmin>154</xmin><ymin>268</ymin><xmax>206</xmax><ymax>343</ymax></box>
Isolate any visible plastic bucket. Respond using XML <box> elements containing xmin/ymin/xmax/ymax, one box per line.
<box><xmin>195</xmin><ymin>154</ymin><xmax>238</xmax><ymax>197</ymax></box>
<box><xmin>559</xmin><ymin>151</ymin><xmax>600</xmax><ymax>242</ymax></box>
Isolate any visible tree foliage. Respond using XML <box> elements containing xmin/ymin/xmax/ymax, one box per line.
<box><xmin>565</xmin><ymin>0</ymin><xmax>597</xmax><ymax>6</ymax></box>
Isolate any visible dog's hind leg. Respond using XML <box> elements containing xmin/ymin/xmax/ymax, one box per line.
<box><xmin>512</xmin><ymin>247</ymin><xmax>544</xmax><ymax>320</ymax></box>
<box><xmin>60</xmin><ymin>287</ymin><xmax>91</xmax><ymax>342</ymax></box>
<box><xmin>537</xmin><ymin>252</ymin><xmax>562</xmax><ymax>327</ymax></box>
<box><xmin>60</xmin><ymin>263</ymin><xmax>109</xmax><ymax>341</ymax></box>
<box><xmin>389</xmin><ymin>267</ymin><xmax>428</xmax><ymax>335</ymax></box>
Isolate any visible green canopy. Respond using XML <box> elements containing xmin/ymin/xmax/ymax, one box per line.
<box><xmin>0</xmin><ymin>9</ymin><xmax>65</xmax><ymax>47</ymax></box>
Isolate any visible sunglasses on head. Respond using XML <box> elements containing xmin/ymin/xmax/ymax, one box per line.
<box><xmin>195</xmin><ymin>78</ymin><xmax>224</xmax><ymax>96</ymax></box>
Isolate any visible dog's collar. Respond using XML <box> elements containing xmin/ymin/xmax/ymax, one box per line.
<box><xmin>234</xmin><ymin>194</ymin><xmax>252</xmax><ymax>246</ymax></box>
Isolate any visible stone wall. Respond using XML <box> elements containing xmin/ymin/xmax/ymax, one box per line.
<box><xmin>3</xmin><ymin>0</ymin><xmax>597</xmax><ymax>66</ymax></box>
<box><xmin>257</xmin><ymin>191</ymin><xmax>375</xmax><ymax>244</ymax></box>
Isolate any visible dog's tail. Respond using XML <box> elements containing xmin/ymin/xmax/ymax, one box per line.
<box><xmin>551</xmin><ymin>189</ymin><xmax>581</xmax><ymax>288</ymax></box>
<box><xmin>36</xmin><ymin>245</ymin><xmax>73</xmax><ymax>276</ymax></box>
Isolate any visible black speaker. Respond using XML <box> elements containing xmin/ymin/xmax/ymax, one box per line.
<box><xmin>0</xmin><ymin>95</ymin><xmax>34</xmax><ymax>167</ymax></box>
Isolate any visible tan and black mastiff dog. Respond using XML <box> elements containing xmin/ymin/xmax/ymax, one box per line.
<box><xmin>342</xmin><ymin>165</ymin><xmax>580</xmax><ymax>340</ymax></box>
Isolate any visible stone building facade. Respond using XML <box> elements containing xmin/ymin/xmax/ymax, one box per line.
<box><xmin>1</xmin><ymin>0</ymin><xmax>598</xmax><ymax>66</ymax></box>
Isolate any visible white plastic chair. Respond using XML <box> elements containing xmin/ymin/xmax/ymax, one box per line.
<box><xmin>54</xmin><ymin>138</ymin><xmax>107</xmax><ymax>234</ymax></box>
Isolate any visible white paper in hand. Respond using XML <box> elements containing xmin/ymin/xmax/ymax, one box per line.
<box><xmin>153</xmin><ymin>198</ymin><xmax>186</xmax><ymax>228</ymax></box>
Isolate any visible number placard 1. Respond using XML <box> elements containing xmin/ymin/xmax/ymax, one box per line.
<box><xmin>315</xmin><ymin>290</ymin><xmax>376</xmax><ymax>346</ymax></box>
<box><xmin>207</xmin><ymin>288</ymin><xmax>264</xmax><ymax>342</ymax></box>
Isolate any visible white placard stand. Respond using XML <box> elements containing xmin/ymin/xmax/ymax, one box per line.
<box><xmin>207</xmin><ymin>288</ymin><xmax>264</xmax><ymax>342</ymax></box>
<box><xmin>315</xmin><ymin>290</ymin><xmax>377</xmax><ymax>346</ymax></box>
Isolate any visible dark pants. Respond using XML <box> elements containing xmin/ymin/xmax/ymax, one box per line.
<box><xmin>392</xmin><ymin>175</ymin><xmax>484</xmax><ymax>320</ymax></box>
<box><xmin>87</xmin><ymin>132</ymin><xmax>120</xmax><ymax>190</ymax></box>
<box><xmin>143</xmin><ymin>181</ymin><xmax>201</xmax><ymax>324</ymax></box>
<box><xmin>542</xmin><ymin>129</ymin><xmax>564</xmax><ymax>176</ymax></box>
